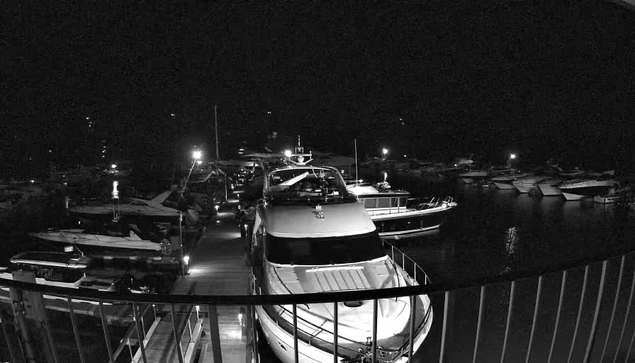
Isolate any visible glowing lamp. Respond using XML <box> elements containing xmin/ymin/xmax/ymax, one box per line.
<box><xmin>382</xmin><ymin>148</ymin><xmax>389</xmax><ymax>156</ymax></box>
<box><xmin>196</xmin><ymin>160</ymin><xmax>203</xmax><ymax>165</ymax></box>
<box><xmin>510</xmin><ymin>154</ymin><xmax>517</xmax><ymax>160</ymax></box>
<box><xmin>284</xmin><ymin>150</ymin><xmax>292</xmax><ymax>157</ymax></box>
<box><xmin>112</xmin><ymin>181</ymin><xmax>119</xmax><ymax>199</ymax></box>
<box><xmin>183</xmin><ymin>255</ymin><xmax>190</xmax><ymax>266</ymax></box>
<box><xmin>111</xmin><ymin>164</ymin><xmax>117</xmax><ymax>169</ymax></box>
<box><xmin>192</xmin><ymin>150</ymin><xmax>202</xmax><ymax>160</ymax></box>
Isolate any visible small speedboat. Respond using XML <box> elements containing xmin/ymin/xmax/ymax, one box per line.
<box><xmin>594</xmin><ymin>186</ymin><xmax>634</xmax><ymax>204</ymax></box>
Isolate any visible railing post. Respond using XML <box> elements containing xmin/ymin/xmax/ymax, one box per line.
<box><xmin>207</xmin><ymin>304</ymin><xmax>223</xmax><ymax>363</ymax></box>
<box><xmin>567</xmin><ymin>265</ymin><xmax>590</xmax><ymax>363</ymax></box>
<box><xmin>99</xmin><ymin>300</ymin><xmax>114</xmax><ymax>363</ymax></box>
<box><xmin>472</xmin><ymin>285</ymin><xmax>486</xmax><ymax>363</ymax></box>
<box><xmin>372</xmin><ymin>298</ymin><xmax>379</xmax><ymax>363</ymax></box>
<box><xmin>333</xmin><ymin>302</ymin><xmax>338</xmax><ymax>363</ymax></box>
<box><xmin>67</xmin><ymin>297</ymin><xmax>86</xmax><ymax>363</ymax></box>
<box><xmin>613</xmin><ymin>265</ymin><xmax>635</xmax><ymax>363</ymax></box>
<box><xmin>525</xmin><ymin>275</ymin><xmax>544</xmax><ymax>363</ymax></box>
<box><xmin>548</xmin><ymin>270</ymin><xmax>568</xmax><ymax>363</ymax></box>
<box><xmin>500</xmin><ymin>280</ymin><xmax>516</xmax><ymax>363</ymax></box>
<box><xmin>293</xmin><ymin>304</ymin><xmax>299</xmax><ymax>363</ymax></box>
<box><xmin>408</xmin><ymin>295</ymin><xmax>417</xmax><ymax>362</ymax></box>
<box><xmin>170</xmin><ymin>304</ymin><xmax>185</xmax><ymax>363</ymax></box>
<box><xmin>583</xmin><ymin>260</ymin><xmax>608</xmax><ymax>363</ymax></box>
<box><xmin>600</xmin><ymin>256</ymin><xmax>625</xmax><ymax>362</ymax></box>
<box><xmin>133</xmin><ymin>302</ymin><xmax>148</xmax><ymax>363</ymax></box>
<box><xmin>439</xmin><ymin>290</ymin><xmax>455</xmax><ymax>363</ymax></box>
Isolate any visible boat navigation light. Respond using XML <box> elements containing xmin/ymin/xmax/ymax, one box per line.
<box><xmin>192</xmin><ymin>150</ymin><xmax>202</xmax><ymax>160</ymax></box>
<box><xmin>284</xmin><ymin>149</ymin><xmax>292</xmax><ymax>157</ymax></box>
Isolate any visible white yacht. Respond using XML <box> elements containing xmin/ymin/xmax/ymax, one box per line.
<box><xmin>537</xmin><ymin>177</ymin><xmax>564</xmax><ymax>196</ymax></box>
<box><xmin>490</xmin><ymin>171</ymin><xmax>528</xmax><ymax>190</ymax></box>
<box><xmin>512</xmin><ymin>174</ymin><xmax>547</xmax><ymax>194</ymax></box>
<box><xmin>347</xmin><ymin>182</ymin><xmax>456</xmax><ymax>239</ymax></box>
<box><xmin>558</xmin><ymin>178</ymin><xmax>620</xmax><ymax>201</ymax></box>
<box><xmin>250</xmin><ymin>164</ymin><xmax>433</xmax><ymax>363</ymax></box>
<box><xmin>458</xmin><ymin>169</ymin><xmax>489</xmax><ymax>184</ymax></box>
<box><xmin>30</xmin><ymin>219</ymin><xmax>166</xmax><ymax>252</ymax></box>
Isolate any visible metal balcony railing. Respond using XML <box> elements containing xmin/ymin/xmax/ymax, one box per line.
<box><xmin>2</xmin><ymin>247</ymin><xmax>635</xmax><ymax>363</ymax></box>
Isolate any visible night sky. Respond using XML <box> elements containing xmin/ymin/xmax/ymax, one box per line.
<box><xmin>2</xmin><ymin>0</ymin><xmax>635</xmax><ymax>177</ymax></box>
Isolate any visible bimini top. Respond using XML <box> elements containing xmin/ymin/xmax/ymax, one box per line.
<box><xmin>264</xmin><ymin>165</ymin><xmax>355</xmax><ymax>203</ymax></box>
<box><xmin>262</xmin><ymin>202</ymin><xmax>376</xmax><ymax>238</ymax></box>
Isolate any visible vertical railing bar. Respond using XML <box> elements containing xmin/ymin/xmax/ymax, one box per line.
<box><xmin>500</xmin><ymin>280</ymin><xmax>516</xmax><ymax>363</ymax></box>
<box><xmin>0</xmin><ymin>312</ymin><xmax>20</xmax><ymax>363</ymax></box>
<box><xmin>98</xmin><ymin>300</ymin><xmax>114</xmax><ymax>363</ymax></box>
<box><xmin>613</xmin><ymin>264</ymin><xmax>635</xmax><ymax>363</ymax></box>
<box><xmin>207</xmin><ymin>304</ymin><xmax>222</xmax><ymax>363</ymax></box>
<box><xmin>625</xmin><ymin>320</ymin><xmax>635</xmax><ymax>363</ymax></box>
<box><xmin>472</xmin><ymin>285</ymin><xmax>486</xmax><ymax>363</ymax></box>
<box><xmin>293</xmin><ymin>304</ymin><xmax>299</xmax><ymax>363</ymax></box>
<box><xmin>252</xmin><ymin>305</ymin><xmax>259</xmax><ymax>363</ymax></box>
<box><xmin>583</xmin><ymin>260</ymin><xmax>609</xmax><ymax>363</ymax></box>
<box><xmin>600</xmin><ymin>256</ymin><xmax>625</xmax><ymax>362</ymax></box>
<box><xmin>42</xmin><ymin>305</ymin><xmax>59</xmax><ymax>363</ymax></box>
<box><xmin>133</xmin><ymin>302</ymin><xmax>148</xmax><ymax>363</ymax></box>
<box><xmin>548</xmin><ymin>270</ymin><xmax>568</xmax><ymax>363</ymax></box>
<box><xmin>170</xmin><ymin>304</ymin><xmax>185</xmax><ymax>363</ymax></box>
<box><xmin>408</xmin><ymin>295</ymin><xmax>417</xmax><ymax>362</ymax></box>
<box><xmin>372</xmin><ymin>298</ymin><xmax>378</xmax><ymax>363</ymax></box>
<box><xmin>567</xmin><ymin>264</ymin><xmax>590</xmax><ymax>363</ymax></box>
<box><xmin>67</xmin><ymin>297</ymin><xmax>86</xmax><ymax>363</ymax></box>
<box><xmin>391</xmin><ymin>245</ymin><xmax>395</xmax><ymax>262</ymax></box>
<box><xmin>439</xmin><ymin>291</ymin><xmax>450</xmax><ymax>363</ymax></box>
<box><xmin>333</xmin><ymin>302</ymin><xmax>338</xmax><ymax>363</ymax></box>
<box><xmin>402</xmin><ymin>253</ymin><xmax>405</xmax><ymax>270</ymax></box>
<box><xmin>525</xmin><ymin>275</ymin><xmax>544</xmax><ymax>363</ymax></box>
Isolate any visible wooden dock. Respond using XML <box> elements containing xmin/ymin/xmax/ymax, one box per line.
<box><xmin>145</xmin><ymin>208</ymin><xmax>251</xmax><ymax>363</ymax></box>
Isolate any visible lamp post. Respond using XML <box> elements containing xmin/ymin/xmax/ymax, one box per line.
<box><xmin>184</xmin><ymin>150</ymin><xmax>202</xmax><ymax>188</ymax></box>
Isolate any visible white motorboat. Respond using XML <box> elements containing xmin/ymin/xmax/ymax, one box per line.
<box><xmin>250</xmin><ymin>163</ymin><xmax>433</xmax><ymax>363</ymax></box>
<box><xmin>70</xmin><ymin>189</ymin><xmax>199</xmax><ymax>222</ymax></box>
<box><xmin>594</xmin><ymin>186</ymin><xmax>633</xmax><ymax>204</ymax></box>
<box><xmin>512</xmin><ymin>175</ymin><xmax>547</xmax><ymax>194</ymax></box>
<box><xmin>347</xmin><ymin>182</ymin><xmax>456</xmax><ymax>239</ymax></box>
<box><xmin>558</xmin><ymin>178</ymin><xmax>620</xmax><ymax>201</ymax></box>
<box><xmin>537</xmin><ymin>177</ymin><xmax>564</xmax><ymax>196</ymax></box>
<box><xmin>30</xmin><ymin>220</ymin><xmax>167</xmax><ymax>252</ymax></box>
<box><xmin>458</xmin><ymin>169</ymin><xmax>489</xmax><ymax>184</ymax></box>
<box><xmin>490</xmin><ymin>171</ymin><xmax>529</xmax><ymax>190</ymax></box>
<box><xmin>0</xmin><ymin>251</ymin><xmax>151</xmax><ymax>305</ymax></box>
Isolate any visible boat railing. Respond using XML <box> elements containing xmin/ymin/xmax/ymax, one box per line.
<box><xmin>386</xmin><ymin>241</ymin><xmax>431</xmax><ymax>286</ymax></box>
<box><xmin>3</xmin><ymin>248</ymin><xmax>635</xmax><ymax>363</ymax></box>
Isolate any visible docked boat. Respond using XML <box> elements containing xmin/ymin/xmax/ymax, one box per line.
<box><xmin>558</xmin><ymin>178</ymin><xmax>620</xmax><ymax>201</ymax></box>
<box><xmin>347</xmin><ymin>182</ymin><xmax>457</xmax><ymax>239</ymax></box>
<box><xmin>0</xmin><ymin>251</ymin><xmax>144</xmax><ymax>305</ymax></box>
<box><xmin>250</xmin><ymin>163</ymin><xmax>433</xmax><ymax>363</ymax></box>
<box><xmin>459</xmin><ymin>169</ymin><xmax>489</xmax><ymax>184</ymax></box>
<box><xmin>593</xmin><ymin>186</ymin><xmax>634</xmax><ymax>204</ymax></box>
<box><xmin>30</xmin><ymin>219</ymin><xmax>169</xmax><ymax>253</ymax></box>
<box><xmin>512</xmin><ymin>174</ymin><xmax>547</xmax><ymax>194</ymax></box>
<box><xmin>490</xmin><ymin>171</ymin><xmax>528</xmax><ymax>190</ymax></box>
<box><xmin>537</xmin><ymin>177</ymin><xmax>564</xmax><ymax>196</ymax></box>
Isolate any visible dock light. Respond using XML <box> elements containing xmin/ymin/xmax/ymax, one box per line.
<box><xmin>215</xmin><ymin>204</ymin><xmax>220</xmax><ymax>212</ymax></box>
<box><xmin>183</xmin><ymin>255</ymin><xmax>190</xmax><ymax>266</ymax></box>
<box><xmin>284</xmin><ymin>149</ymin><xmax>292</xmax><ymax>157</ymax></box>
<box><xmin>510</xmin><ymin>154</ymin><xmax>516</xmax><ymax>160</ymax></box>
<box><xmin>382</xmin><ymin>148</ymin><xmax>389</xmax><ymax>157</ymax></box>
<box><xmin>30</xmin><ymin>179</ymin><xmax>34</xmax><ymax>184</ymax></box>
<box><xmin>238</xmin><ymin>311</ymin><xmax>244</xmax><ymax>323</ymax></box>
<box><xmin>196</xmin><ymin>160</ymin><xmax>203</xmax><ymax>165</ymax></box>
<box><xmin>192</xmin><ymin>150</ymin><xmax>202</xmax><ymax>160</ymax></box>
<box><xmin>111</xmin><ymin>164</ymin><xmax>117</xmax><ymax>169</ymax></box>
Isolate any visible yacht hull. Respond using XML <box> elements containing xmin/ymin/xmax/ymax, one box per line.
<box><xmin>493</xmin><ymin>182</ymin><xmax>516</xmax><ymax>190</ymax></box>
<box><xmin>538</xmin><ymin>184</ymin><xmax>562</xmax><ymax>196</ymax></box>
<box><xmin>371</xmin><ymin>206</ymin><xmax>454</xmax><ymax>239</ymax></box>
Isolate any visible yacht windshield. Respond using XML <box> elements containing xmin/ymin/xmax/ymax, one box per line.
<box><xmin>265</xmin><ymin>232</ymin><xmax>386</xmax><ymax>265</ymax></box>
<box><xmin>266</xmin><ymin>168</ymin><xmax>353</xmax><ymax>204</ymax></box>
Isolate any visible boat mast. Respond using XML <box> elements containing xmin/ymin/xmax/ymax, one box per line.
<box><xmin>354</xmin><ymin>138</ymin><xmax>359</xmax><ymax>185</ymax></box>
<box><xmin>214</xmin><ymin>104</ymin><xmax>219</xmax><ymax>160</ymax></box>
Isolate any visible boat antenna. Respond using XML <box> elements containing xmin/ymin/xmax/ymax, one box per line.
<box><xmin>354</xmin><ymin>138</ymin><xmax>359</xmax><ymax>186</ymax></box>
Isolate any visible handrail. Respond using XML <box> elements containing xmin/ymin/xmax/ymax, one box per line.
<box><xmin>1</xmin><ymin>246</ymin><xmax>634</xmax><ymax>306</ymax></box>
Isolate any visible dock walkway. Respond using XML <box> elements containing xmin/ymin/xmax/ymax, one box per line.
<box><xmin>158</xmin><ymin>207</ymin><xmax>250</xmax><ymax>363</ymax></box>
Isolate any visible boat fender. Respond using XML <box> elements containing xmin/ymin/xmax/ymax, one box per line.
<box><xmin>160</xmin><ymin>239</ymin><xmax>172</xmax><ymax>255</ymax></box>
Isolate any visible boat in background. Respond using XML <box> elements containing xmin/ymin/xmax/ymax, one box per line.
<box><xmin>558</xmin><ymin>176</ymin><xmax>620</xmax><ymax>201</ymax></box>
<box><xmin>594</xmin><ymin>185</ymin><xmax>634</xmax><ymax>204</ymax></box>
<box><xmin>490</xmin><ymin>172</ymin><xmax>529</xmax><ymax>190</ymax></box>
<box><xmin>537</xmin><ymin>177</ymin><xmax>564</xmax><ymax>196</ymax></box>
<box><xmin>512</xmin><ymin>174</ymin><xmax>547</xmax><ymax>193</ymax></box>
<box><xmin>459</xmin><ymin>169</ymin><xmax>489</xmax><ymax>184</ymax></box>
<box><xmin>348</xmin><ymin>182</ymin><xmax>457</xmax><ymax>239</ymax></box>
<box><xmin>30</xmin><ymin>219</ymin><xmax>169</xmax><ymax>252</ymax></box>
